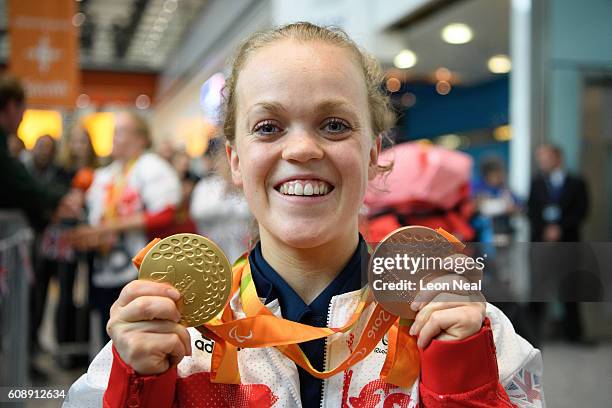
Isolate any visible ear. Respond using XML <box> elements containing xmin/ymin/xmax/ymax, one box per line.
<box><xmin>367</xmin><ymin>136</ymin><xmax>382</xmax><ymax>181</ymax></box>
<box><xmin>225</xmin><ymin>141</ymin><xmax>243</xmax><ymax>187</ymax></box>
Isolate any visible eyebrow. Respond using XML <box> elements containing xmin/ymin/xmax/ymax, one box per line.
<box><xmin>247</xmin><ymin>101</ymin><xmax>287</xmax><ymax>116</ymax></box>
<box><xmin>246</xmin><ymin>98</ymin><xmax>357</xmax><ymax>116</ymax></box>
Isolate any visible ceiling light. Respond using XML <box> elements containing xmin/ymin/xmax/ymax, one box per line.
<box><xmin>135</xmin><ymin>94</ymin><xmax>151</xmax><ymax>110</ymax></box>
<box><xmin>76</xmin><ymin>94</ymin><xmax>90</xmax><ymax>109</ymax></box>
<box><xmin>153</xmin><ymin>21</ymin><xmax>168</xmax><ymax>32</ymax></box>
<box><xmin>163</xmin><ymin>0</ymin><xmax>178</xmax><ymax>13</ymax></box>
<box><xmin>488</xmin><ymin>55</ymin><xmax>512</xmax><ymax>74</ymax></box>
<box><xmin>494</xmin><ymin>125</ymin><xmax>512</xmax><ymax>141</ymax></box>
<box><xmin>393</xmin><ymin>49</ymin><xmax>417</xmax><ymax>69</ymax></box>
<box><xmin>441</xmin><ymin>23</ymin><xmax>473</xmax><ymax>44</ymax></box>
<box><xmin>437</xmin><ymin>134</ymin><xmax>461</xmax><ymax>150</ymax></box>
<box><xmin>435</xmin><ymin>67</ymin><xmax>452</xmax><ymax>82</ymax></box>
<box><xmin>436</xmin><ymin>81</ymin><xmax>452</xmax><ymax>95</ymax></box>
<box><xmin>401</xmin><ymin>93</ymin><xmax>416</xmax><ymax>108</ymax></box>
<box><xmin>160</xmin><ymin>9</ymin><xmax>173</xmax><ymax>21</ymax></box>
<box><xmin>385</xmin><ymin>77</ymin><xmax>401</xmax><ymax>93</ymax></box>
<box><xmin>72</xmin><ymin>12</ymin><xmax>86</xmax><ymax>27</ymax></box>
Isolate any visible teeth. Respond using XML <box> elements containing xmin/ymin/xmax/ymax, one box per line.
<box><xmin>277</xmin><ymin>180</ymin><xmax>332</xmax><ymax>196</ymax></box>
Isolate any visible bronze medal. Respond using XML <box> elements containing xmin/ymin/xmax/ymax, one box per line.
<box><xmin>139</xmin><ymin>233</ymin><xmax>232</xmax><ymax>327</ymax></box>
<box><xmin>368</xmin><ymin>226</ymin><xmax>461</xmax><ymax>319</ymax></box>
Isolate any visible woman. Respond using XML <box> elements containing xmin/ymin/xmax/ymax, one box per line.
<box><xmin>58</xmin><ymin>123</ymin><xmax>100</xmax><ymax>178</ymax></box>
<box><xmin>65</xmin><ymin>23</ymin><xmax>544</xmax><ymax>407</ymax></box>
<box><xmin>68</xmin><ymin>111</ymin><xmax>181</xmax><ymax>347</ymax></box>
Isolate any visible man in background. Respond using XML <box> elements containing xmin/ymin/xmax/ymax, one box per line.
<box><xmin>528</xmin><ymin>144</ymin><xmax>590</xmax><ymax>345</ymax></box>
<box><xmin>528</xmin><ymin>145</ymin><xmax>589</xmax><ymax>242</ymax></box>
<box><xmin>7</xmin><ymin>133</ymin><xmax>27</xmax><ymax>161</ymax></box>
<box><xmin>0</xmin><ymin>74</ymin><xmax>81</xmax><ymax>230</ymax></box>
<box><xmin>0</xmin><ymin>74</ymin><xmax>83</xmax><ymax>380</ymax></box>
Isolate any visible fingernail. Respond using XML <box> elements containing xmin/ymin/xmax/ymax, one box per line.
<box><xmin>166</xmin><ymin>288</ymin><xmax>181</xmax><ymax>301</ymax></box>
<box><xmin>410</xmin><ymin>302</ymin><xmax>421</xmax><ymax>311</ymax></box>
<box><xmin>409</xmin><ymin>325</ymin><xmax>416</xmax><ymax>336</ymax></box>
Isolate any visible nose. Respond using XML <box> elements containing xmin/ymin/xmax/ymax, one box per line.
<box><xmin>281</xmin><ymin>130</ymin><xmax>324</xmax><ymax>163</ymax></box>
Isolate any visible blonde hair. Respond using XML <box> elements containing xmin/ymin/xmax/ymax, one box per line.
<box><xmin>117</xmin><ymin>110</ymin><xmax>152</xmax><ymax>149</ymax></box>
<box><xmin>58</xmin><ymin>122</ymin><xmax>99</xmax><ymax>170</ymax></box>
<box><xmin>221</xmin><ymin>22</ymin><xmax>395</xmax><ymax>174</ymax></box>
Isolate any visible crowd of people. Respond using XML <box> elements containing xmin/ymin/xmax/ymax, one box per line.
<box><xmin>0</xmin><ymin>74</ymin><xmax>250</xmax><ymax>379</ymax></box>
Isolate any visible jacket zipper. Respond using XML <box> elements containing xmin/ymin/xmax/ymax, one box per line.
<box><xmin>127</xmin><ymin>375</ymin><xmax>144</xmax><ymax>408</ymax></box>
<box><xmin>265</xmin><ymin>302</ymin><xmax>302</xmax><ymax>406</ymax></box>
<box><xmin>266</xmin><ymin>346</ymin><xmax>302</xmax><ymax>406</ymax></box>
<box><xmin>319</xmin><ymin>295</ymin><xmax>336</xmax><ymax>408</ymax></box>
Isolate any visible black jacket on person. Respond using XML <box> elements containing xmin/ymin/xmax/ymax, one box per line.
<box><xmin>0</xmin><ymin>128</ymin><xmax>67</xmax><ymax>230</ymax></box>
<box><xmin>527</xmin><ymin>171</ymin><xmax>589</xmax><ymax>242</ymax></box>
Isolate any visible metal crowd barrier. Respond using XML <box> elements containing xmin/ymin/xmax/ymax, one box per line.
<box><xmin>0</xmin><ymin>210</ymin><xmax>33</xmax><ymax>396</ymax></box>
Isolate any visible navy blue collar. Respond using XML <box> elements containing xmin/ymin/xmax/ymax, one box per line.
<box><xmin>248</xmin><ymin>236</ymin><xmax>367</xmax><ymax>324</ymax></box>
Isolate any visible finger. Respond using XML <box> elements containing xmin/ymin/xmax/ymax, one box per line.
<box><xmin>118</xmin><ymin>296</ymin><xmax>182</xmax><ymax>323</ymax></box>
<box><xmin>411</xmin><ymin>275</ymin><xmax>473</xmax><ymax>310</ymax></box>
<box><xmin>129</xmin><ymin>332</ymin><xmax>186</xmax><ymax>375</ymax></box>
<box><xmin>121</xmin><ymin>320</ymin><xmax>192</xmax><ymax>357</ymax></box>
<box><xmin>158</xmin><ymin>332</ymin><xmax>187</xmax><ymax>365</ymax></box>
<box><xmin>410</xmin><ymin>297</ymin><xmax>473</xmax><ymax>336</ymax></box>
<box><xmin>417</xmin><ymin>308</ymin><xmax>458</xmax><ymax>348</ymax></box>
<box><xmin>117</xmin><ymin>280</ymin><xmax>181</xmax><ymax>307</ymax></box>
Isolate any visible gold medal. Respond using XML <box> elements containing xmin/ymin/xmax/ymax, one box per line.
<box><xmin>138</xmin><ymin>233</ymin><xmax>232</xmax><ymax>327</ymax></box>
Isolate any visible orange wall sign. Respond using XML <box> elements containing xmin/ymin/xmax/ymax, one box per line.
<box><xmin>8</xmin><ymin>0</ymin><xmax>79</xmax><ymax>108</ymax></box>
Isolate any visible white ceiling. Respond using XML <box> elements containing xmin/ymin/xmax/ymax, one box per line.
<box><xmin>1</xmin><ymin>0</ymin><xmax>509</xmax><ymax>82</ymax></box>
<box><xmin>391</xmin><ymin>0</ymin><xmax>510</xmax><ymax>85</ymax></box>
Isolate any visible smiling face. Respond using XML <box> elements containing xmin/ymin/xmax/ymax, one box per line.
<box><xmin>227</xmin><ymin>39</ymin><xmax>379</xmax><ymax>249</ymax></box>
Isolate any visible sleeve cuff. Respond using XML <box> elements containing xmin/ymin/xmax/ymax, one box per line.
<box><xmin>103</xmin><ymin>345</ymin><xmax>177</xmax><ymax>408</ymax></box>
<box><xmin>144</xmin><ymin>206</ymin><xmax>176</xmax><ymax>232</ymax></box>
<box><xmin>419</xmin><ymin>317</ymin><xmax>499</xmax><ymax>395</ymax></box>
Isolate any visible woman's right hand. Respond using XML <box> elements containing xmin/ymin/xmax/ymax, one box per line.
<box><xmin>107</xmin><ymin>280</ymin><xmax>192</xmax><ymax>375</ymax></box>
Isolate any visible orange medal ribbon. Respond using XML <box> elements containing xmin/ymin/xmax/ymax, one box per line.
<box><xmin>103</xmin><ymin>159</ymin><xmax>136</xmax><ymax>221</ymax></box>
<box><xmin>198</xmin><ymin>256</ymin><xmax>419</xmax><ymax>388</ymax></box>
<box><xmin>135</xmin><ymin>228</ymin><xmax>468</xmax><ymax>388</ymax></box>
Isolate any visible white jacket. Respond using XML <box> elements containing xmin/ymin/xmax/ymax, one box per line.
<box><xmin>65</xmin><ymin>288</ymin><xmax>545</xmax><ymax>407</ymax></box>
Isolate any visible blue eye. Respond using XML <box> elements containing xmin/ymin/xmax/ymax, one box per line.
<box><xmin>253</xmin><ymin>121</ymin><xmax>281</xmax><ymax>135</ymax></box>
<box><xmin>322</xmin><ymin>118</ymin><xmax>351</xmax><ymax>134</ymax></box>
